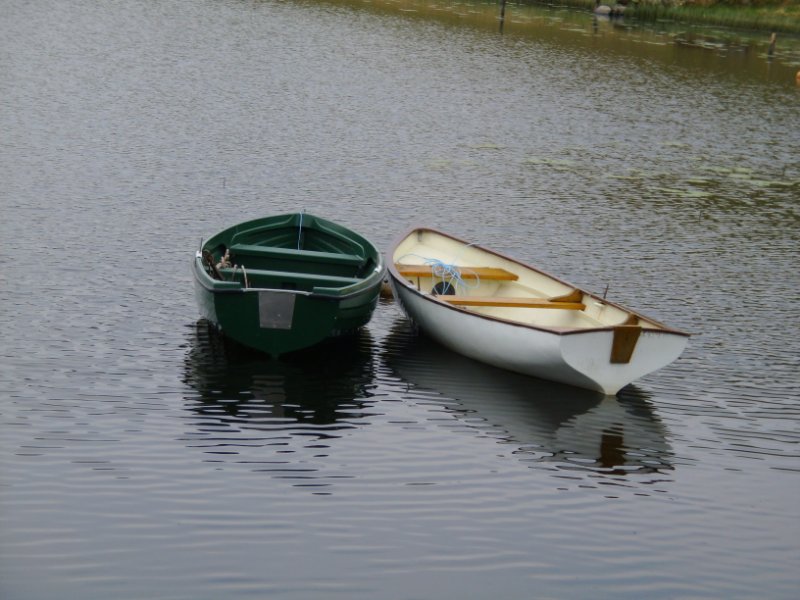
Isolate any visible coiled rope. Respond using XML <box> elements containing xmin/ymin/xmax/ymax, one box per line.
<box><xmin>397</xmin><ymin>253</ymin><xmax>480</xmax><ymax>294</ymax></box>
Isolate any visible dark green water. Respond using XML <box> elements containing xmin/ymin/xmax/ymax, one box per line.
<box><xmin>1</xmin><ymin>0</ymin><xmax>798</xmax><ymax>598</ymax></box>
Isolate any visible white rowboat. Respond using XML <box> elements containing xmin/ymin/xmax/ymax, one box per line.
<box><xmin>388</xmin><ymin>228</ymin><xmax>690</xmax><ymax>395</ymax></box>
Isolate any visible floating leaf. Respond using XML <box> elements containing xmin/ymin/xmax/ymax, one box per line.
<box><xmin>743</xmin><ymin>178</ymin><xmax>798</xmax><ymax>189</ymax></box>
<box><xmin>764</xmin><ymin>180</ymin><xmax>799</xmax><ymax>188</ymax></box>
<box><xmin>426</xmin><ymin>159</ymin><xmax>453</xmax><ymax>170</ymax></box>
<box><xmin>682</xmin><ymin>190</ymin><xmax>712</xmax><ymax>198</ymax></box>
<box><xmin>699</xmin><ymin>166</ymin><xmax>733</xmax><ymax>174</ymax></box>
<box><xmin>649</xmin><ymin>187</ymin><xmax>711</xmax><ymax>198</ymax></box>
<box><xmin>524</xmin><ymin>157</ymin><xmax>577</xmax><ymax>168</ymax></box>
<box><xmin>606</xmin><ymin>174</ymin><xmax>643</xmax><ymax>181</ymax></box>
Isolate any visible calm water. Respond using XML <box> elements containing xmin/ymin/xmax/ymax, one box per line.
<box><xmin>2</xmin><ymin>0</ymin><xmax>799</xmax><ymax>598</ymax></box>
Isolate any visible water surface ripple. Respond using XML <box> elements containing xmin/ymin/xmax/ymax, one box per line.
<box><xmin>1</xmin><ymin>0</ymin><xmax>798</xmax><ymax>598</ymax></box>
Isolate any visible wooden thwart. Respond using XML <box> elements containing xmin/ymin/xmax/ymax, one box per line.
<box><xmin>439</xmin><ymin>295</ymin><xmax>585</xmax><ymax>310</ymax></box>
<box><xmin>395</xmin><ymin>264</ymin><xmax>518</xmax><ymax>281</ymax></box>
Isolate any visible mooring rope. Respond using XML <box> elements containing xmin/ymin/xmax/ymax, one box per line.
<box><xmin>296</xmin><ymin>209</ymin><xmax>305</xmax><ymax>250</ymax></box>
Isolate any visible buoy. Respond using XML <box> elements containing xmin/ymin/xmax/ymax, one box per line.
<box><xmin>380</xmin><ymin>279</ymin><xmax>394</xmax><ymax>299</ymax></box>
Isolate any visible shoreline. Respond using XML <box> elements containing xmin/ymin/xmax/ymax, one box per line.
<box><xmin>531</xmin><ymin>0</ymin><xmax>800</xmax><ymax>34</ymax></box>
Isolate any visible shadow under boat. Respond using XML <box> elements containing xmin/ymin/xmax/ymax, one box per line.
<box><xmin>182</xmin><ymin>319</ymin><xmax>378</xmax><ymax>434</ymax></box>
<box><xmin>383</xmin><ymin>320</ymin><xmax>674</xmax><ymax>478</ymax></box>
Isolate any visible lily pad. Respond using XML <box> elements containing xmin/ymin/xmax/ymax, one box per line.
<box><xmin>699</xmin><ymin>166</ymin><xmax>733</xmax><ymax>174</ymax></box>
<box><xmin>686</xmin><ymin>177</ymin><xmax>714</xmax><ymax>186</ymax></box>
<box><xmin>524</xmin><ymin>157</ymin><xmax>577</xmax><ymax>168</ymax></box>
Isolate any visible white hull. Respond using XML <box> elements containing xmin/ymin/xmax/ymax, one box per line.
<box><xmin>389</xmin><ymin>228</ymin><xmax>689</xmax><ymax>395</ymax></box>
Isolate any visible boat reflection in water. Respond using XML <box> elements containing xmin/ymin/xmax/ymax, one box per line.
<box><xmin>384</xmin><ymin>321</ymin><xmax>674</xmax><ymax>483</ymax></box>
<box><xmin>182</xmin><ymin>319</ymin><xmax>378</xmax><ymax>454</ymax></box>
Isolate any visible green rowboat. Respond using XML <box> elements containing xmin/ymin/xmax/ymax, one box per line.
<box><xmin>193</xmin><ymin>213</ymin><xmax>385</xmax><ymax>356</ymax></box>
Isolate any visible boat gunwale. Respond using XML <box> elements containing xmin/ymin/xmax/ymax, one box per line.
<box><xmin>388</xmin><ymin>226</ymin><xmax>690</xmax><ymax>339</ymax></box>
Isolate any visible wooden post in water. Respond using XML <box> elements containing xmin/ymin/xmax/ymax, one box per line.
<box><xmin>768</xmin><ymin>32</ymin><xmax>777</xmax><ymax>57</ymax></box>
<box><xmin>499</xmin><ymin>0</ymin><xmax>506</xmax><ymax>33</ymax></box>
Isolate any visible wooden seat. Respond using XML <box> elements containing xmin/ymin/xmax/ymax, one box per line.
<box><xmin>439</xmin><ymin>296</ymin><xmax>585</xmax><ymax>310</ymax></box>
<box><xmin>439</xmin><ymin>289</ymin><xmax>585</xmax><ymax>310</ymax></box>
<box><xmin>395</xmin><ymin>264</ymin><xmax>518</xmax><ymax>281</ymax></box>
<box><xmin>231</xmin><ymin>243</ymin><xmax>363</xmax><ymax>266</ymax></box>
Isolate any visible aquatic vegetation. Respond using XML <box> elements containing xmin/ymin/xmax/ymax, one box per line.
<box><xmin>469</xmin><ymin>142</ymin><xmax>505</xmax><ymax>150</ymax></box>
<box><xmin>523</xmin><ymin>157</ymin><xmax>578</xmax><ymax>169</ymax></box>
<box><xmin>686</xmin><ymin>177</ymin><xmax>714</xmax><ymax>186</ymax></box>
<box><xmin>651</xmin><ymin>186</ymin><xmax>712</xmax><ymax>198</ymax></box>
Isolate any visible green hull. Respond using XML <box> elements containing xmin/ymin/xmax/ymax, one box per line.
<box><xmin>192</xmin><ymin>213</ymin><xmax>384</xmax><ymax>357</ymax></box>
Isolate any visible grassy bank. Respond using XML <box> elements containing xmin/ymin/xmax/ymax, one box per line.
<box><xmin>539</xmin><ymin>0</ymin><xmax>800</xmax><ymax>33</ymax></box>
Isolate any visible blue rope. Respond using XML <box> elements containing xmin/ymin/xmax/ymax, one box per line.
<box><xmin>397</xmin><ymin>253</ymin><xmax>480</xmax><ymax>293</ymax></box>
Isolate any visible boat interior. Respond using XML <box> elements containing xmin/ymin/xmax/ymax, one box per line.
<box><xmin>201</xmin><ymin>216</ymin><xmax>378</xmax><ymax>292</ymax></box>
<box><xmin>393</xmin><ymin>229</ymin><xmax>657</xmax><ymax>332</ymax></box>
